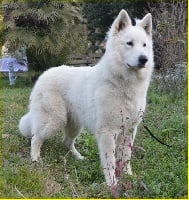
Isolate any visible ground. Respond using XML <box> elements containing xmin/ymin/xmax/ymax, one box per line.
<box><xmin>1</xmin><ymin>74</ymin><xmax>187</xmax><ymax>198</ymax></box>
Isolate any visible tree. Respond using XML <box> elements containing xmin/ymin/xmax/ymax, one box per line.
<box><xmin>2</xmin><ymin>1</ymin><xmax>87</xmax><ymax>72</ymax></box>
<box><xmin>147</xmin><ymin>0</ymin><xmax>187</xmax><ymax>70</ymax></box>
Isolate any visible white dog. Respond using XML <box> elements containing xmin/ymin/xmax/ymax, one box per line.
<box><xmin>19</xmin><ymin>9</ymin><xmax>154</xmax><ymax>187</ymax></box>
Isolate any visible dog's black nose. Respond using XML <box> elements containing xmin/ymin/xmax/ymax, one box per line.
<box><xmin>138</xmin><ymin>55</ymin><xmax>148</xmax><ymax>66</ymax></box>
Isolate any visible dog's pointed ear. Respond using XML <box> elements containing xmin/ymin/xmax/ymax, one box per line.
<box><xmin>139</xmin><ymin>13</ymin><xmax>152</xmax><ymax>36</ymax></box>
<box><xmin>112</xmin><ymin>9</ymin><xmax>132</xmax><ymax>35</ymax></box>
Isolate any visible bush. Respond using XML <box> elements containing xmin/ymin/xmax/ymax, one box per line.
<box><xmin>148</xmin><ymin>0</ymin><xmax>187</xmax><ymax>95</ymax></box>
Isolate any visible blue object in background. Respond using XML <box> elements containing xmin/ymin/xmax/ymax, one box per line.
<box><xmin>0</xmin><ymin>57</ymin><xmax>28</xmax><ymax>85</ymax></box>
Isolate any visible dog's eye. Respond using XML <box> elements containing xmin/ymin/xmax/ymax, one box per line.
<box><xmin>143</xmin><ymin>43</ymin><xmax>146</xmax><ymax>47</ymax></box>
<box><xmin>126</xmin><ymin>41</ymin><xmax>133</xmax><ymax>46</ymax></box>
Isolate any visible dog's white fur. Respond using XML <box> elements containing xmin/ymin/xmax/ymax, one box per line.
<box><xmin>19</xmin><ymin>10</ymin><xmax>154</xmax><ymax>186</ymax></box>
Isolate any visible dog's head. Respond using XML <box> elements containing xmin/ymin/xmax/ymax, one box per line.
<box><xmin>106</xmin><ymin>9</ymin><xmax>154</xmax><ymax>70</ymax></box>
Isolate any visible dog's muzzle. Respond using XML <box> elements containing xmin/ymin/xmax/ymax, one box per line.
<box><xmin>126</xmin><ymin>55</ymin><xmax>148</xmax><ymax>69</ymax></box>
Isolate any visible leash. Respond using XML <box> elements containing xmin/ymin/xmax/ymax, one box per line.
<box><xmin>142</xmin><ymin>119</ymin><xmax>172</xmax><ymax>148</ymax></box>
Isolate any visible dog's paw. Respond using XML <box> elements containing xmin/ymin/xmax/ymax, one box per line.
<box><xmin>30</xmin><ymin>157</ymin><xmax>43</xmax><ymax>167</ymax></box>
<box><xmin>31</xmin><ymin>155</ymin><xmax>42</xmax><ymax>163</ymax></box>
<box><xmin>74</xmin><ymin>152</ymin><xmax>85</xmax><ymax>160</ymax></box>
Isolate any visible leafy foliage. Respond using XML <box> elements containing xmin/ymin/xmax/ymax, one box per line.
<box><xmin>147</xmin><ymin>0</ymin><xmax>187</xmax><ymax>97</ymax></box>
<box><xmin>2</xmin><ymin>1</ymin><xmax>87</xmax><ymax>71</ymax></box>
<box><xmin>148</xmin><ymin>0</ymin><xmax>187</xmax><ymax>70</ymax></box>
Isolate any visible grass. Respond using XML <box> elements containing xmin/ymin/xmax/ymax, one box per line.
<box><xmin>1</xmin><ymin>74</ymin><xmax>187</xmax><ymax>198</ymax></box>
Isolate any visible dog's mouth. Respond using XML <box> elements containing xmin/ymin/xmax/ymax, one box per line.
<box><xmin>126</xmin><ymin>63</ymin><xmax>145</xmax><ymax>69</ymax></box>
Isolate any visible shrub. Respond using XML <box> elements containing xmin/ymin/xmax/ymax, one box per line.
<box><xmin>148</xmin><ymin>1</ymin><xmax>187</xmax><ymax>95</ymax></box>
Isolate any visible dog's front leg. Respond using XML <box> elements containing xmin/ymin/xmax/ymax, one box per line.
<box><xmin>116</xmin><ymin>125</ymin><xmax>137</xmax><ymax>175</ymax></box>
<box><xmin>116</xmin><ymin>133</ymin><xmax>133</xmax><ymax>175</ymax></box>
<box><xmin>96</xmin><ymin>130</ymin><xmax>118</xmax><ymax>186</ymax></box>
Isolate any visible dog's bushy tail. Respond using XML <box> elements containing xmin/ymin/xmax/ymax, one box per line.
<box><xmin>19</xmin><ymin>113</ymin><xmax>32</xmax><ymax>138</ymax></box>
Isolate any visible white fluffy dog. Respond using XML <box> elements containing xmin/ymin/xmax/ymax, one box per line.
<box><xmin>19</xmin><ymin>9</ymin><xmax>154</xmax><ymax>186</ymax></box>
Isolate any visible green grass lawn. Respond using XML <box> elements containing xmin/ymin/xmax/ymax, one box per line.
<box><xmin>1</xmin><ymin>75</ymin><xmax>187</xmax><ymax>198</ymax></box>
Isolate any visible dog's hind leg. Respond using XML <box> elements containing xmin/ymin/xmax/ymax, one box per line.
<box><xmin>31</xmin><ymin>134</ymin><xmax>44</xmax><ymax>161</ymax></box>
<box><xmin>30</xmin><ymin>112</ymin><xmax>66</xmax><ymax>162</ymax></box>
<box><xmin>63</xmin><ymin>119</ymin><xmax>84</xmax><ymax>160</ymax></box>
